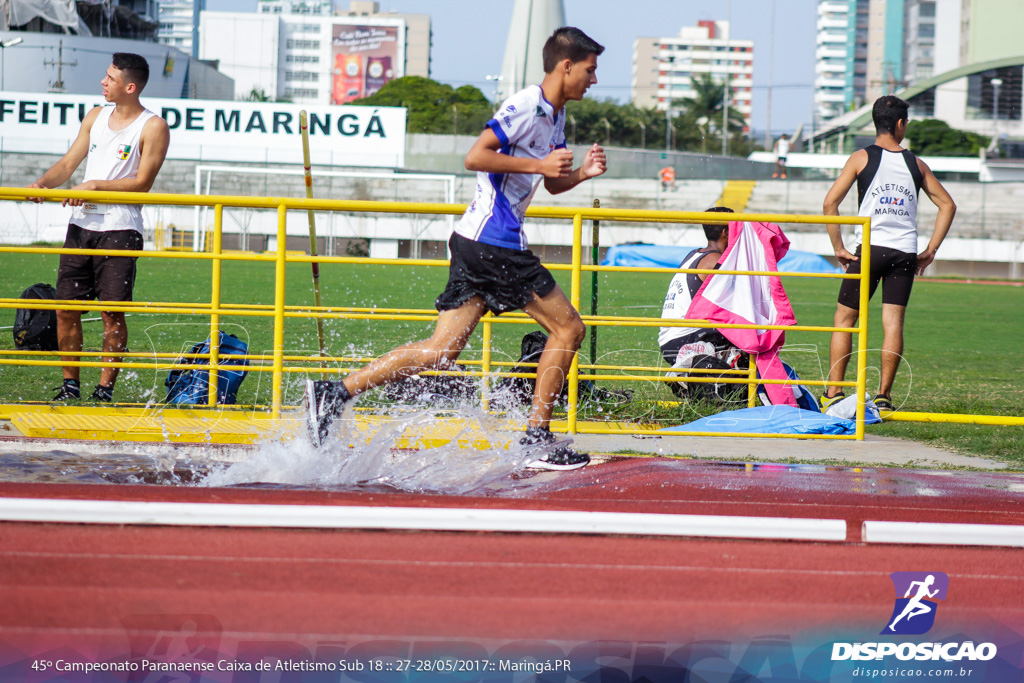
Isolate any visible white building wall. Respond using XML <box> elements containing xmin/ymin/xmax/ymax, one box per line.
<box><xmin>199</xmin><ymin>11</ymin><xmax>408</xmax><ymax>105</ymax></box>
<box><xmin>199</xmin><ymin>12</ymin><xmax>281</xmax><ymax>100</ymax></box>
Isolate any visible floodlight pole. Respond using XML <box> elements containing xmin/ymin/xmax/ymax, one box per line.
<box><xmin>299</xmin><ymin>110</ymin><xmax>328</xmax><ymax>374</ymax></box>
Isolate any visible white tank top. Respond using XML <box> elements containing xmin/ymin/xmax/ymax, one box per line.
<box><xmin>71</xmin><ymin>105</ymin><xmax>157</xmax><ymax>233</ymax></box>
<box><xmin>658</xmin><ymin>248</ymin><xmax>718</xmax><ymax>348</ymax></box>
<box><xmin>855</xmin><ymin>145</ymin><xmax>924</xmax><ymax>254</ymax></box>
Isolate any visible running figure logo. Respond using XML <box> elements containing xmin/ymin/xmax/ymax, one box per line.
<box><xmin>881</xmin><ymin>572</ymin><xmax>949</xmax><ymax>635</ymax></box>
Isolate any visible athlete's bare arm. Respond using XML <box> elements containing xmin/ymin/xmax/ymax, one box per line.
<box><xmin>694</xmin><ymin>250</ymin><xmax>722</xmax><ymax>282</ymax></box>
<box><xmin>26</xmin><ymin>106</ymin><xmax>102</xmax><ymax>202</ymax></box>
<box><xmin>545</xmin><ymin>143</ymin><xmax>606</xmax><ymax>194</ymax></box>
<box><xmin>465</xmin><ymin>128</ymin><xmax>572</xmax><ymax>178</ymax></box>
<box><xmin>914</xmin><ymin>158</ymin><xmax>956</xmax><ymax>274</ymax></box>
<box><xmin>823</xmin><ymin>149</ymin><xmax>868</xmax><ymax>269</ymax></box>
<box><xmin>64</xmin><ymin>116</ymin><xmax>171</xmax><ymax>206</ymax></box>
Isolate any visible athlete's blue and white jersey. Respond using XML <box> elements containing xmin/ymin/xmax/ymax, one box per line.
<box><xmin>454</xmin><ymin>85</ymin><xmax>567</xmax><ymax>250</ymax></box>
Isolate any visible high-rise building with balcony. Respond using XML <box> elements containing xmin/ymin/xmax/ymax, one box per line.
<box><xmin>632</xmin><ymin>20</ymin><xmax>754</xmax><ymax>132</ymax></box>
<box><xmin>814</xmin><ymin>0</ymin><xmax>869</xmax><ymax>122</ymax></box>
<box><xmin>157</xmin><ymin>0</ymin><xmax>205</xmax><ymax>58</ymax></box>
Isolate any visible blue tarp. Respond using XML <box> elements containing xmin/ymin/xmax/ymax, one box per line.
<box><xmin>658</xmin><ymin>406</ymin><xmax>856</xmax><ymax>435</ymax></box>
<box><xmin>602</xmin><ymin>244</ymin><xmax>841</xmax><ymax>274</ymax></box>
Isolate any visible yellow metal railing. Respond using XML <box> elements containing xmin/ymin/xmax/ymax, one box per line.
<box><xmin>0</xmin><ymin>187</ymin><xmax>873</xmax><ymax>439</ymax></box>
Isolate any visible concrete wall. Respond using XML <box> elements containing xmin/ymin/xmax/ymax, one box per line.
<box><xmin>2</xmin><ymin>148</ymin><xmax>1022</xmax><ymax>277</ymax></box>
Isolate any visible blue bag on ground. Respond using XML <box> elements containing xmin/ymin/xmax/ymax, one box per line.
<box><xmin>165</xmin><ymin>332</ymin><xmax>248</xmax><ymax>404</ymax></box>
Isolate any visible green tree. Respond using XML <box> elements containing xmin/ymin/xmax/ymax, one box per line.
<box><xmin>671</xmin><ymin>73</ymin><xmax>748</xmax><ymax>154</ymax></box>
<box><xmin>245</xmin><ymin>87</ymin><xmax>271</xmax><ymax>102</ymax></box>
<box><xmin>352</xmin><ymin>76</ymin><xmax>493</xmax><ymax>135</ymax></box>
<box><xmin>905</xmin><ymin>119</ymin><xmax>989</xmax><ymax>157</ymax></box>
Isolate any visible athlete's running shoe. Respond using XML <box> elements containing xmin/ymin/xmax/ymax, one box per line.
<box><xmin>90</xmin><ymin>384</ymin><xmax>113</xmax><ymax>402</ymax></box>
<box><xmin>820</xmin><ymin>391</ymin><xmax>845</xmax><ymax>412</ymax></box>
<box><xmin>519</xmin><ymin>426</ymin><xmax>590</xmax><ymax>471</ymax></box>
<box><xmin>52</xmin><ymin>381</ymin><xmax>81</xmax><ymax>402</ymax></box>
<box><xmin>304</xmin><ymin>379</ymin><xmax>351</xmax><ymax>447</ymax></box>
<box><xmin>873</xmin><ymin>394</ymin><xmax>894</xmax><ymax>412</ymax></box>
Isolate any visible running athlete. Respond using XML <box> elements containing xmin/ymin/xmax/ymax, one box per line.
<box><xmin>888</xmin><ymin>574</ymin><xmax>939</xmax><ymax>631</ymax></box>
<box><xmin>821</xmin><ymin>96</ymin><xmax>955</xmax><ymax>412</ymax></box>
<box><xmin>306</xmin><ymin>27</ymin><xmax>606</xmax><ymax>470</ymax></box>
<box><xmin>27</xmin><ymin>53</ymin><xmax>171</xmax><ymax>404</ymax></box>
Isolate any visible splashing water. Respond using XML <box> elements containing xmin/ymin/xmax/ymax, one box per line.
<box><xmin>202</xmin><ymin>400</ymin><xmax>571</xmax><ymax>495</ymax></box>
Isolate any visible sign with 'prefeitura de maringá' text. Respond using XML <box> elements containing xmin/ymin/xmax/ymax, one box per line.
<box><xmin>0</xmin><ymin>93</ymin><xmax>406</xmax><ymax>168</ymax></box>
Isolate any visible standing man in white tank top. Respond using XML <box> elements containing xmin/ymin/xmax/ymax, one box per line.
<box><xmin>28</xmin><ymin>53</ymin><xmax>170</xmax><ymax>403</ymax></box>
<box><xmin>820</xmin><ymin>96</ymin><xmax>955</xmax><ymax>412</ymax></box>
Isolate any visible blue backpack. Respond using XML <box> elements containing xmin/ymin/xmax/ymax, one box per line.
<box><xmin>757</xmin><ymin>361</ymin><xmax>821</xmax><ymax>413</ymax></box>
<box><xmin>165</xmin><ymin>332</ymin><xmax>248</xmax><ymax>405</ymax></box>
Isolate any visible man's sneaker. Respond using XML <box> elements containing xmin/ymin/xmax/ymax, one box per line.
<box><xmin>873</xmin><ymin>394</ymin><xmax>895</xmax><ymax>412</ymax></box>
<box><xmin>304</xmin><ymin>379</ymin><xmax>351</xmax><ymax>447</ymax></box>
<box><xmin>52</xmin><ymin>380</ymin><xmax>81</xmax><ymax>402</ymax></box>
<box><xmin>820</xmin><ymin>391</ymin><xmax>845</xmax><ymax>412</ymax></box>
<box><xmin>519</xmin><ymin>426</ymin><xmax>590</xmax><ymax>471</ymax></box>
<box><xmin>91</xmin><ymin>384</ymin><xmax>114</xmax><ymax>402</ymax></box>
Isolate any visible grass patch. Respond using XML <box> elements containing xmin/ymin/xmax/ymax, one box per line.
<box><xmin>1</xmin><ymin>248</ymin><xmax>1021</xmax><ymax>463</ymax></box>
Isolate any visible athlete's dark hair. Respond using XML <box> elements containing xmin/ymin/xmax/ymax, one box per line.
<box><xmin>112</xmin><ymin>52</ymin><xmax>150</xmax><ymax>90</ymax></box>
<box><xmin>702</xmin><ymin>206</ymin><xmax>734</xmax><ymax>241</ymax></box>
<box><xmin>542</xmin><ymin>27</ymin><xmax>605</xmax><ymax>73</ymax></box>
<box><xmin>872</xmin><ymin>95</ymin><xmax>909</xmax><ymax>136</ymax></box>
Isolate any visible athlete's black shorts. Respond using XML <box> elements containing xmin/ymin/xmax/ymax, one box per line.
<box><xmin>435</xmin><ymin>232</ymin><xmax>558</xmax><ymax>315</ymax></box>
<box><xmin>837</xmin><ymin>244</ymin><xmax>917</xmax><ymax>309</ymax></box>
<box><xmin>56</xmin><ymin>224</ymin><xmax>144</xmax><ymax>302</ymax></box>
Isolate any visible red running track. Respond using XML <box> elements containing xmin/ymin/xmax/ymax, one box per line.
<box><xmin>1</xmin><ymin>457</ymin><xmax>1023</xmax><ymax>675</ymax></box>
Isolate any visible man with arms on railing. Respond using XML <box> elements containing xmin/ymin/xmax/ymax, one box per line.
<box><xmin>305</xmin><ymin>27</ymin><xmax>607</xmax><ymax>470</ymax></box>
<box><xmin>27</xmin><ymin>53</ymin><xmax>170</xmax><ymax>403</ymax></box>
<box><xmin>820</xmin><ymin>96</ymin><xmax>955</xmax><ymax>412</ymax></box>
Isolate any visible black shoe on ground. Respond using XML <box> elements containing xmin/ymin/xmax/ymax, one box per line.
<box><xmin>873</xmin><ymin>394</ymin><xmax>894</xmax><ymax>411</ymax></box>
<box><xmin>304</xmin><ymin>379</ymin><xmax>351</xmax><ymax>447</ymax></box>
<box><xmin>52</xmin><ymin>380</ymin><xmax>81</xmax><ymax>402</ymax></box>
<box><xmin>91</xmin><ymin>384</ymin><xmax>114</xmax><ymax>403</ymax></box>
<box><xmin>518</xmin><ymin>426</ymin><xmax>590</xmax><ymax>471</ymax></box>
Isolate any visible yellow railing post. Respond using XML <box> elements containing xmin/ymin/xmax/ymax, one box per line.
<box><xmin>208</xmin><ymin>204</ymin><xmax>223</xmax><ymax>407</ymax></box>
<box><xmin>855</xmin><ymin>216</ymin><xmax>872</xmax><ymax>439</ymax></box>
<box><xmin>481</xmin><ymin>311</ymin><xmax>493</xmax><ymax>410</ymax></box>
<box><xmin>567</xmin><ymin>212</ymin><xmax>583</xmax><ymax>434</ymax></box>
<box><xmin>747</xmin><ymin>353</ymin><xmax>758</xmax><ymax>408</ymax></box>
<box><xmin>271</xmin><ymin>204</ymin><xmax>288</xmax><ymax>418</ymax></box>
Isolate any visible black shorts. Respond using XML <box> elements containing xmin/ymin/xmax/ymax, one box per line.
<box><xmin>56</xmin><ymin>224</ymin><xmax>144</xmax><ymax>302</ymax></box>
<box><xmin>837</xmin><ymin>245</ymin><xmax>917</xmax><ymax>309</ymax></box>
<box><xmin>435</xmin><ymin>233</ymin><xmax>557</xmax><ymax>315</ymax></box>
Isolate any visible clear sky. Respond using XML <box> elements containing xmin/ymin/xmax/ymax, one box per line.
<box><xmin>206</xmin><ymin>0</ymin><xmax>817</xmax><ymax>136</ymax></box>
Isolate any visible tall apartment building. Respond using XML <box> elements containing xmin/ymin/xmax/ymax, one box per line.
<box><xmin>157</xmin><ymin>0</ymin><xmax>205</xmax><ymax>58</ymax></box>
<box><xmin>814</xmin><ymin>0</ymin><xmax>868</xmax><ymax>122</ymax></box>
<box><xmin>902</xmin><ymin>0</ymin><xmax>936</xmax><ymax>86</ymax></box>
<box><xmin>864</xmin><ymin>0</ymin><xmax>906</xmax><ymax>103</ymax></box>
<box><xmin>199</xmin><ymin>0</ymin><xmax>430</xmax><ymax>104</ymax></box>
<box><xmin>632</xmin><ymin>21</ymin><xmax>754</xmax><ymax>132</ymax></box>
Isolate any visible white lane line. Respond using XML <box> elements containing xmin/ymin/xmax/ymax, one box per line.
<box><xmin>0</xmin><ymin>497</ymin><xmax>846</xmax><ymax>542</ymax></box>
<box><xmin>863</xmin><ymin>521</ymin><xmax>1024</xmax><ymax>547</ymax></box>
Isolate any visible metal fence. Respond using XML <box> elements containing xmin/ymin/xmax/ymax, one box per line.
<box><xmin>0</xmin><ymin>187</ymin><xmax>879</xmax><ymax>440</ymax></box>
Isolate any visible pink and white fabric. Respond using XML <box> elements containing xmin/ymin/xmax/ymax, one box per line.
<box><xmin>686</xmin><ymin>221</ymin><xmax>798</xmax><ymax>406</ymax></box>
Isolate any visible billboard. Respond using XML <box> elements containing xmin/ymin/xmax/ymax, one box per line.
<box><xmin>331</xmin><ymin>23</ymin><xmax>401</xmax><ymax>105</ymax></box>
<box><xmin>0</xmin><ymin>93</ymin><xmax>407</xmax><ymax>168</ymax></box>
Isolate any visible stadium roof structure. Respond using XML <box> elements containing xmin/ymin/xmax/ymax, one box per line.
<box><xmin>812</xmin><ymin>55</ymin><xmax>1024</xmax><ymax>154</ymax></box>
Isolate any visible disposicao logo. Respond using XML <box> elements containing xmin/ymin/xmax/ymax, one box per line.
<box><xmin>831</xmin><ymin>571</ymin><xmax>998</xmax><ymax>663</ymax></box>
<box><xmin>882</xmin><ymin>571</ymin><xmax>948</xmax><ymax>635</ymax></box>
